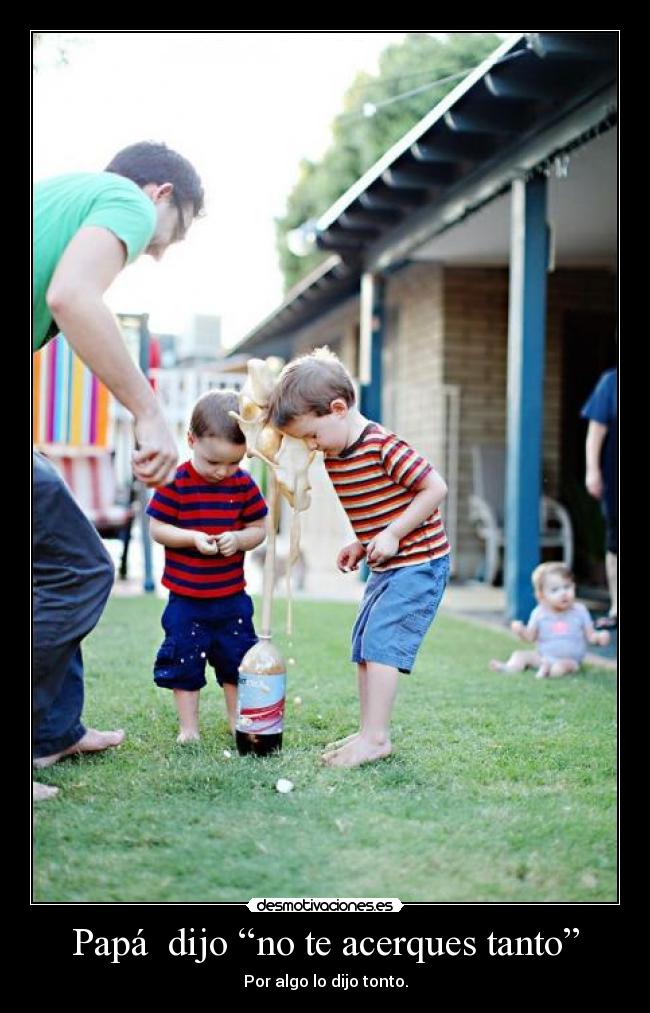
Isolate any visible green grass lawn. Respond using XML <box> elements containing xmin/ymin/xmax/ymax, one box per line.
<box><xmin>33</xmin><ymin>595</ymin><xmax>617</xmax><ymax>902</ymax></box>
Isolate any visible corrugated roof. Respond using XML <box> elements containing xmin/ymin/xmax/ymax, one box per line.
<box><xmin>231</xmin><ymin>31</ymin><xmax>617</xmax><ymax>356</ymax></box>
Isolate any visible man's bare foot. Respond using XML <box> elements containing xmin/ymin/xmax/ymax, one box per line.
<box><xmin>177</xmin><ymin>730</ymin><xmax>200</xmax><ymax>744</ymax></box>
<box><xmin>33</xmin><ymin>728</ymin><xmax>125</xmax><ymax>769</ymax></box>
<box><xmin>322</xmin><ymin>732</ymin><xmax>359</xmax><ymax>759</ymax></box>
<box><xmin>323</xmin><ymin>735</ymin><xmax>392</xmax><ymax>768</ymax></box>
<box><xmin>33</xmin><ymin>781</ymin><xmax>59</xmax><ymax>801</ymax></box>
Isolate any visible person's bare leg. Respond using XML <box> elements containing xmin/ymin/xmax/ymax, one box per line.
<box><xmin>175</xmin><ymin>689</ymin><xmax>200</xmax><ymax>743</ymax></box>
<box><xmin>223</xmin><ymin>683</ymin><xmax>238</xmax><ymax>734</ymax></box>
<box><xmin>547</xmin><ymin>659</ymin><xmax>579</xmax><ymax>678</ymax></box>
<box><xmin>32</xmin><ymin>728</ymin><xmax>125</xmax><ymax>769</ymax></box>
<box><xmin>324</xmin><ymin>661</ymin><xmax>396</xmax><ymax>768</ymax></box>
<box><xmin>489</xmin><ymin>650</ymin><xmax>540</xmax><ymax>674</ymax></box>
<box><xmin>33</xmin><ymin>781</ymin><xmax>59</xmax><ymax>801</ymax></box>
<box><xmin>323</xmin><ymin>663</ymin><xmax>367</xmax><ymax>757</ymax></box>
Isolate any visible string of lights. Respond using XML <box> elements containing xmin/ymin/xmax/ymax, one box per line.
<box><xmin>338</xmin><ymin>48</ymin><xmax>528</xmax><ymax>124</ymax></box>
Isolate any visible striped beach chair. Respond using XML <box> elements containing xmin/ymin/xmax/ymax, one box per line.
<box><xmin>33</xmin><ymin>335</ymin><xmax>135</xmax><ymax>578</ymax></box>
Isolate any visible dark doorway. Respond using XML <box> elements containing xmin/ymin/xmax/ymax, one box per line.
<box><xmin>560</xmin><ymin>309</ymin><xmax>617</xmax><ymax>585</ymax></box>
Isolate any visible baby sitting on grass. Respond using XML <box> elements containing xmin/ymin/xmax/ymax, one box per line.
<box><xmin>489</xmin><ymin>562</ymin><xmax>610</xmax><ymax>679</ymax></box>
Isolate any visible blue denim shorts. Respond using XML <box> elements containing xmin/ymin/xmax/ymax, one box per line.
<box><xmin>154</xmin><ymin>592</ymin><xmax>257</xmax><ymax>690</ymax></box>
<box><xmin>351</xmin><ymin>554</ymin><xmax>450</xmax><ymax>674</ymax></box>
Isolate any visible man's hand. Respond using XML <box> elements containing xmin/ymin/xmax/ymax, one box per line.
<box><xmin>586</xmin><ymin>467</ymin><xmax>604</xmax><ymax>500</ymax></box>
<box><xmin>193</xmin><ymin>531</ymin><xmax>219</xmax><ymax>555</ymax></box>
<box><xmin>337</xmin><ymin>540</ymin><xmax>366</xmax><ymax>573</ymax></box>
<box><xmin>216</xmin><ymin>532</ymin><xmax>240</xmax><ymax>557</ymax></box>
<box><xmin>132</xmin><ymin>410</ymin><xmax>179</xmax><ymax>487</ymax></box>
<box><xmin>585</xmin><ymin>421</ymin><xmax>607</xmax><ymax>500</ymax></box>
<box><xmin>366</xmin><ymin>530</ymin><xmax>399</xmax><ymax>566</ymax></box>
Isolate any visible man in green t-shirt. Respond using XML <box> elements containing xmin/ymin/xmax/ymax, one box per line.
<box><xmin>33</xmin><ymin>142</ymin><xmax>204</xmax><ymax>801</ymax></box>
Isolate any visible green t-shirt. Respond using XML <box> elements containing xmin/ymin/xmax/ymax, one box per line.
<box><xmin>33</xmin><ymin>172</ymin><xmax>156</xmax><ymax>351</ymax></box>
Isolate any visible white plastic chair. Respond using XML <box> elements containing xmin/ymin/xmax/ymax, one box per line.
<box><xmin>468</xmin><ymin>445</ymin><xmax>573</xmax><ymax>585</ymax></box>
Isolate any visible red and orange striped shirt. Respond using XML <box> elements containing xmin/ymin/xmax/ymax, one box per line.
<box><xmin>324</xmin><ymin>423</ymin><xmax>450</xmax><ymax>572</ymax></box>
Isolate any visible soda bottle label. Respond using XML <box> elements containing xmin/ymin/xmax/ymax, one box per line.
<box><xmin>237</xmin><ymin>670</ymin><xmax>286</xmax><ymax>735</ymax></box>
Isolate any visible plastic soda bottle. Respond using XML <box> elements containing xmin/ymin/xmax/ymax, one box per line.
<box><xmin>236</xmin><ymin>635</ymin><xmax>286</xmax><ymax>755</ymax></box>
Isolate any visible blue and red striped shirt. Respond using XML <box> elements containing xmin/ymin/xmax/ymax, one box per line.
<box><xmin>146</xmin><ymin>460</ymin><xmax>267</xmax><ymax>598</ymax></box>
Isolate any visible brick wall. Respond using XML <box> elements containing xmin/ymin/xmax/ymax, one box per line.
<box><xmin>545</xmin><ymin>269</ymin><xmax>618</xmax><ymax>493</ymax></box>
<box><xmin>384</xmin><ymin>262</ymin><xmax>445</xmax><ymax>469</ymax></box>
<box><xmin>442</xmin><ymin>267</ymin><xmax>510</xmax><ymax>577</ymax></box>
<box><xmin>441</xmin><ymin>266</ymin><xmax>616</xmax><ymax>578</ymax></box>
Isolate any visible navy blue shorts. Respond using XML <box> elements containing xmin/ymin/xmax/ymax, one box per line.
<box><xmin>154</xmin><ymin>592</ymin><xmax>257</xmax><ymax>690</ymax></box>
<box><xmin>351</xmin><ymin>554</ymin><xmax>450</xmax><ymax>674</ymax></box>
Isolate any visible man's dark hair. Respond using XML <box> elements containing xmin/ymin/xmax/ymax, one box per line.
<box><xmin>105</xmin><ymin>141</ymin><xmax>204</xmax><ymax>217</ymax></box>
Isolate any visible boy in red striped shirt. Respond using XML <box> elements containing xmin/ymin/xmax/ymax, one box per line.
<box><xmin>147</xmin><ymin>391</ymin><xmax>267</xmax><ymax>742</ymax></box>
<box><xmin>266</xmin><ymin>347</ymin><xmax>450</xmax><ymax>768</ymax></box>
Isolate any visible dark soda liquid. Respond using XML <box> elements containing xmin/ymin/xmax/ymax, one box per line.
<box><xmin>236</xmin><ymin>730</ymin><xmax>283</xmax><ymax>756</ymax></box>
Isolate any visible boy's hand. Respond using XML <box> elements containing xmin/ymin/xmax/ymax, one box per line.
<box><xmin>193</xmin><ymin>531</ymin><xmax>219</xmax><ymax>555</ymax></box>
<box><xmin>216</xmin><ymin>532</ymin><xmax>240</xmax><ymax>556</ymax></box>
<box><xmin>596</xmin><ymin>630</ymin><xmax>611</xmax><ymax>647</ymax></box>
<box><xmin>337</xmin><ymin>540</ymin><xmax>366</xmax><ymax>573</ymax></box>
<box><xmin>366</xmin><ymin>530</ymin><xmax>399</xmax><ymax>566</ymax></box>
<box><xmin>511</xmin><ymin>620</ymin><xmax>526</xmax><ymax>638</ymax></box>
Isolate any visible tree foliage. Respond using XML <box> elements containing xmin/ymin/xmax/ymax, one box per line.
<box><xmin>276</xmin><ymin>32</ymin><xmax>502</xmax><ymax>292</ymax></box>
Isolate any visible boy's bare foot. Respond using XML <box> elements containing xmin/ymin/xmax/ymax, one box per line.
<box><xmin>535</xmin><ymin>662</ymin><xmax>551</xmax><ymax>679</ymax></box>
<box><xmin>323</xmin><ymin>735</ymin><xmax>392</xmax><ymax>768</ymax></box>
<box><xmin>33</xmin><ymin>781</ymin><xmax>59</xmax><ymax>801</ymax></box>
<box><xmin>33</xmin><ymin>728</ymin><xmax>125</xmax><ymax>769</ymax></box>
<box><xmin>489</xmin><ymin>660</ymin><xmax>507</xmax><ymax>672</ymax></box>
<box><xmin>322</xmin><ymin>732</ymin><xmax>359</xmax><ymax>759</ymax></box>
<box><xmin>177</xmin><ymin>730</ymin><xmax>200</xmax><ymax>744</ymax></box>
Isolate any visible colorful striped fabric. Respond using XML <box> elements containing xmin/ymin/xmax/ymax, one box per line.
<box><xmin>33</xmin><ymin>333</ymin><xmax>111</xmax><ymax>447</ymax></box>
<box><xmin>42</xmin><ymin>448</ymin><xmax>134</xmax><ymax>529</ymax></box>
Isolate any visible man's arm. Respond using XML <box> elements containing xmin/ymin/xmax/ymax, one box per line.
<box><xmin>46</xmin><ymin>226</ymin><xmax>178</xmax><ymax>487</ymax></box>
<box><xmin>585</xmin><ymin>420</ymin><xmax>608</xmax><ymax>500</ymax></box>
